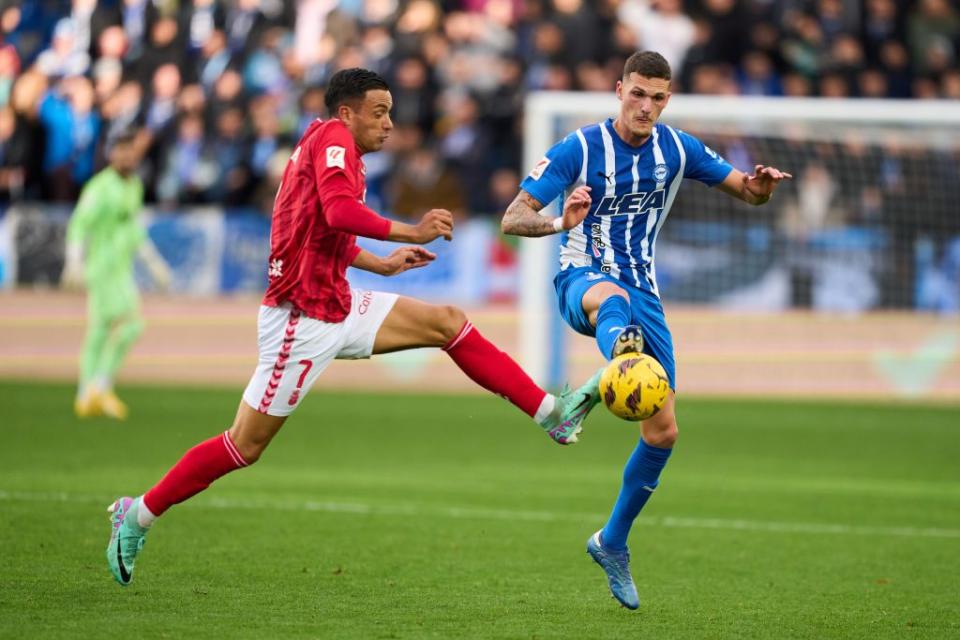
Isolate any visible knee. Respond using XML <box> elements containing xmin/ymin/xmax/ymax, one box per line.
<box><xmin>117</xmin><ymin>316</ymin><xmax>145</xmax><ymax>340</ymax></box>
<box><xmin>586</xmin><ymin>287</ymin><xmax>630</xmax><ymax>326</ymax></box>
<box><xmin>644</xmin><ymin>421</ymin><xmax>678</xmax><ymax>448</ymax></box>
<box><xmin>435</xmin><ymin>305</ymin><xmax>468</xmax><ymax>344</ymax></box>
<box><xmin>227</xmin><ymin>426</ymin><xmax>265</xmax><ymax>464</ymax></box>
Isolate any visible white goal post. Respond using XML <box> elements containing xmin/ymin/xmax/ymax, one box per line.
<box><xmin>520</xmin><ymin>93</ymin><xmax>960</xmax><ymax>389</ymax></box>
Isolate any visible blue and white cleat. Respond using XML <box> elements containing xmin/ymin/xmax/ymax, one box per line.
<box><xmin>541</xmin><ymin>368</ymin><xmax>604</xmax><ymax>445</ymax></box>
<box><xmin>611</xmin><ymin>324</ymin><xmax>644</xmax><ymax>358</ymax></box>
<box><xmin>587</xmin><ymin>530</ymin><xmax>640</xmax><ymax>609</ymax></box>
<box><xmin>106</xmin><ymin>497</ymin><xmax>148</xmax><ymax>586</ymax></box>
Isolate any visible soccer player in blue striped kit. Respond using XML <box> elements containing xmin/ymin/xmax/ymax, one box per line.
<box><xmin>501</xmin><ymin>51</ymin><xmax>791</xmax><ymax>609</ymax></box>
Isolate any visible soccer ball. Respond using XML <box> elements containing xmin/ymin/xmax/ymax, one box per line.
<box><xmin>599</xmin><ymin>353</ymin><xmax>670</xmax><ymax>421</ymax></box>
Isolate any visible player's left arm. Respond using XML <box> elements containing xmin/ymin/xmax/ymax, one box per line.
<box><xmin>716</xmin><ymin>165</ymin><xmax>793</xmax><ymax>205</ymax></box>
<box><xmin>61</xmin><ymin>179</ymin><xmax>103</xmax><ymax>290</ymax></box>
<box><xmin>351</xmin><ymin>246</ymin><xmax>436</xmax><ymax>276</ymax></box>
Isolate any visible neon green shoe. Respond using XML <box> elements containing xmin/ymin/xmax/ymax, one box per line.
<box><xmin>541</xmin><ymin>367</ymin><xmax>604</xmax><ymax>445</ymax></box>
<box><xmin>106</xmin><ymin>497</ymin><xmax>148</xmax><ymax>586</ymax></box>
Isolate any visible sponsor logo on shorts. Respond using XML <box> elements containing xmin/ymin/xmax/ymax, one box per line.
<box><xmin>357</xmin><ymin>290</ymin><xmax>373</xmax><ymax>315</ymax></box>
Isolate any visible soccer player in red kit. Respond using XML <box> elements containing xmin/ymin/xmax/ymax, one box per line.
<box><xmin>105</xmin><ymin>68</ymin><xmax>605</xmax><ymax>586</ymax></box>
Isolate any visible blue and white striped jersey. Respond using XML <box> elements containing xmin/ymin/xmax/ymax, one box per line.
<box><xmin>520</xmin><ymin>118</ymin><xmax>733</xmax><ymax>296</ymax></box>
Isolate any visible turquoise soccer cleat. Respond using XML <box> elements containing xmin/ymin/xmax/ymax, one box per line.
<box><xmin>586</xmin><ymin>530</ymin><xmax>640</xmax><ymax>609</ymax></box>
<box><xmin>611</xmin><ymin>324</ymin><xmax>644</xmax><ymax>358</ymax></box>
<box><xmin>106</xmin><ymin>497</ymin><xmax>148</xmax><ymax>586</ymax></box>
<box><xmin>541</xmin><ymin>367</ymin><xmax>604</xmax><ymax>445</ymax></box>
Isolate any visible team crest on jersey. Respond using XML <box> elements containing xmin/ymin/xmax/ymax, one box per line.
<box><xmin>654</xmin><ymin>163</ymin><xmax>668</xmax><ymax>181</ymax></box>
<box><xmin>326</xmin><ymin>146</ymin><xmax>345</xmax><ymax>169</ymax></box>
<box><xmin>529</xmin><ymin>156</ymin><xmax>550</xmax><ymax>180</ymax></box>
<box><xmin>268</xmin><ymin>258</ymin><xmax>283</xmax><ymax>278</ymax></box>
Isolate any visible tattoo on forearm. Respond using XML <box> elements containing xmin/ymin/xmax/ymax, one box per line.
<box><xmin>501</xmin><ymin>191</ymin><xmax>555</xmax><ymax>237</ymax></box>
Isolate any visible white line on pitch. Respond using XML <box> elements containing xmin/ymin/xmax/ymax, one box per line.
<box><xmin>1</xmin><ymin>489</ymin><xmax>959</xmax><ymax>540</ymax></box>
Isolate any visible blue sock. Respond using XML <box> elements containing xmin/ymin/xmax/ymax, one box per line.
<box><xmin>601</xmin><ymin>439</ymin><xmax>673</xmax><ymax>550</ymax></box>
<box><xmin>595</xmin><ymin>295</ymin><xmax>631</xmax><ymax>360</ymax></box>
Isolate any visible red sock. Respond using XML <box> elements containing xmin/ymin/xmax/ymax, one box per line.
<box><xmin>143</xmin><ymin>431</ymin><xmax>249</xmax><ymax>516</ymax></box>
<box><xmin>443</xmin><ymin>322</ymin><xmax>547</xmax><ymax>417</ymax></box>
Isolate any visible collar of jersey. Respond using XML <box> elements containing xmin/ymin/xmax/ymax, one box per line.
<box><xmin>605</xmin><ymin>117</ymin><xmax>656</xmax><ymax>153</ymax></box>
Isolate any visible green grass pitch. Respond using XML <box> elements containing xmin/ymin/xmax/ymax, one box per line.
<box><xmin>1</xmin><ymin>380</ymin><xmax>958</xmax><ymax>639</ymax></box>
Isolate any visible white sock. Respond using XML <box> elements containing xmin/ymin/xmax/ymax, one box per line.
<box><xmin>533</xmin><ymin>394</ymin><xmax>557</xmax><ymax>425</ymax></box>
<box><xmin>135</xmin><ymin>496</ymin><xmax>157</xmax><ymax>528</ymax></box>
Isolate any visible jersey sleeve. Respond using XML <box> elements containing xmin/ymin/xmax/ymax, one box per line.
<box><xmin>66</xmin><ymin>176</ymin><xmax>102</xmax><ymax>245</ymax></box>
<box><xmin>519</xmin><ymin>132</ymin><xmax>584</xmax><ymax>206</ymax></box>
<box><xmin>676</xmin><ymin>129</ymin><xmax>734</xmax><ymax>187</ymax></box>
<box><xmin>311</xmin><ymin>124</ymin><xmax>359</xmax><ymax>200</ymax></box>
<box><xmin>311</xmin><ymin>125</ymin><xmax>391</xmax><ymax>240</ymax></box>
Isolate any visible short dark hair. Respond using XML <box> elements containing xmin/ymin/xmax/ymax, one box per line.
<box><xmin>112</xmin><ymin>130</ymin><xmax>138</xmax><ymax>147</ymax></box>
<box><xmin>324</xmin><ymin>68</ymin><xmax>390</xmax><ymax>113</ymax></box>
<box><xmin>623</xmin><ymin>51</ymin><xmax>672</xmax><ymax>81</ymax></box>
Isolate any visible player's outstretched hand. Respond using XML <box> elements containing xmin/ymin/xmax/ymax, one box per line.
<box><xmin>151</xmin><ymin>263</ymin><xmax>173</xmax><ymax>292</ymax></box>
<box><xmin>60</xmin><ymin>262</ymin><xmax>85</xmax><ymax>292</ymax></box>
<box><xmin>561</xmin><ymin>186</ymin><xmax>592</xmax><ymax>230</ymax></box>
<box><xmin>743</xmin><ymin>164</ymin><xmax>793</xmax><ymax>201</ymax></box>
<box><xmin>380</xmin><ymin>246</ymin><xmax>436</xmax><ymax>276</ymax></box>
<box><xmin>414</xmin><ymin>209</ymin><xmax>454</xmax><ymax>243</ymax></box>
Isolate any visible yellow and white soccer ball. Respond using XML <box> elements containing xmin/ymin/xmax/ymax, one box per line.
<box><xmin>599</xmin><ymin>353</ymin><xmax>671</xmax><ymax>421</ymax></box>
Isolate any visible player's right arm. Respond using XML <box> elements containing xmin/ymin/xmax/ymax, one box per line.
<box><xmin>502</xmin><ymin>187</ymin><xmax>592</xmax><ymax>237</ymax></box>
<box><xmin>61</xmin><ymin>177</ymin><xmax>103</xmax><ymax>289</ymax></box>
<box><xmin>312</xmin><ymin>127</ymin><xmax>453</xmax><ymax>244</ymax></box>
<box><xmin>501</xmin><ymin>132</ymin><xmax>587</xmax><ymax>238</ymax></box>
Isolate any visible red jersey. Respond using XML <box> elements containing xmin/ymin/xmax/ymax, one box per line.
<box><xmin>262</xmin><ymin>119</ymin><xmax>371</xmax><ymax>322</ymax></box>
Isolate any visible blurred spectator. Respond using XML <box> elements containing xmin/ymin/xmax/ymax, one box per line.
<box><xmin>196</xmin><ymin>29</ymin><xmax>230</xmax><ymax>91</ymax></box>
<box><xmin>879</xmin><ymin>40</ymin><xmax>913</xmax><ymax>98</ymax></box>
<box><xmin>619</xmin><ymin>0</ymin><xmax>695</xmax><ymax>74</ymax></box>
<box><xmin>438</xmin><ymin>92</ymin><xmax>492</xmax><ymax>212</ymax></box>
<box><xmin>737</xmin><ymin>50</ymin><xmax>782</xmax><ymax>96</ymax></box>
<box><xmin>390</xmin><ymin>56</ymin><xmax>436</xmax><ymax>131</ymax></box>
<box><xmin>208</xmin><ymin>106</ymin><xmax>251</xmax><ymax>204</ymax></box>
<box><xmin>942</xmin><ymin>70</ymin><xmax>960</xmax><ymax>100</ymax></box>
<box><xmin>183</xmin><ymin>0</ymin><xmax>224</xmax><ymax>55</ymax></box>
<box><xmin>861</xmin><ymin>0</ymin><xmax>903</xmax><ymax>63</ymax></box>
<box><xmin>35</xmin><ymin>18</ymin><xmax>90</xmax><ymax>78</ymax></box>
<box><xmin>907</xmin><ymin>0</ymin><xmax>959</xmax><ymax>75</ymax></box>
<box><xmin>389</xmin><ymin>146</ymin><xmax>466</xmax><ymax>220</ymax></box>
<box><xmin>37</xmin><ymin>75</ymin><xmax>99</xmax><ymax>200</ymax></box>
<box><xmin>0</xmin><ymin>0</ymin><xmax>956</xmax><ymax>214</ymax></box>
<box><xmin>0</xmin><ymin>44</ymin><xmax>20</xmax><ymax>106</ymax></box>
<box><xmin>144</xmin><ymin>63</ymin><xmax>179</xmax><ymax>134</ymax></box>
<box><xmin>0</xmin><ymin>105</ymin><xmax>27</xmax><ymax>200</ymax></box>
<box><xmin>156</xmin><ymin>113</ymin><xmax>215</xmax><ymax>205</ymax></box>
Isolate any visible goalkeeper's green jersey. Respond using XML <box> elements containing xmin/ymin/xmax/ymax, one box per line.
<box><xmin>66</xmin><ymin>167</ymin><xmax>146</xmax><ymax>283</ymax></box>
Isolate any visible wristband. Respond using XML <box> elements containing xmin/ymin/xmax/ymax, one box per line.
<box><xmin>552</xmin><ymin>217</ymin><xmax>565</xmax><ymax>233</ymax></box>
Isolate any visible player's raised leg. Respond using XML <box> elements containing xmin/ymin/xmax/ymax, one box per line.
<box><xmin>372</xmin><ymin>296</ymin><xmax>600</xmax><ymax>444</ymax></box>
<box><xmin>106</xmin><ymin>402</ymin><xmax>284</xmax><ymax>586</ymax></box>
<box><xmin>582</xmin><ymin>281</ymin><xmax>643</xmax><ymax>360</ymax></box>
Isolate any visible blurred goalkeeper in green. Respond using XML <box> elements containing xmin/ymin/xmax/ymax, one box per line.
<box><xmin>61</xmin><ymin>131</ymin><xmax>171</xmax><ymax>420</ymax></box>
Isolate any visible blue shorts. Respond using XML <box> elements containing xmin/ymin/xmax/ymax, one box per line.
<box><xmin>554</xmin><ymin>266</ymin><xmax>676</xmax><ymax>389</ymax></box>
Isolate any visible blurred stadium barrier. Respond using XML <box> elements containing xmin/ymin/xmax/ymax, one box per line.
<box><xmin>0</xmin><ymin>206</ymin><xmax>508</xmax><ymax>303</ymax></box>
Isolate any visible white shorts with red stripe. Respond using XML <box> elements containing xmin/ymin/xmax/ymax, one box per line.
<box><xmin>241</xmin><ymin>290</ymin><xmax>398</xmax><ymax>416</ymax></box>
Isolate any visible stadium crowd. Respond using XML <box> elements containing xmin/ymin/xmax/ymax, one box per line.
<box><xmin>0</xmin><ymin>0</ymin><xmax>957</xmax><ymax>212</ymax></box>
